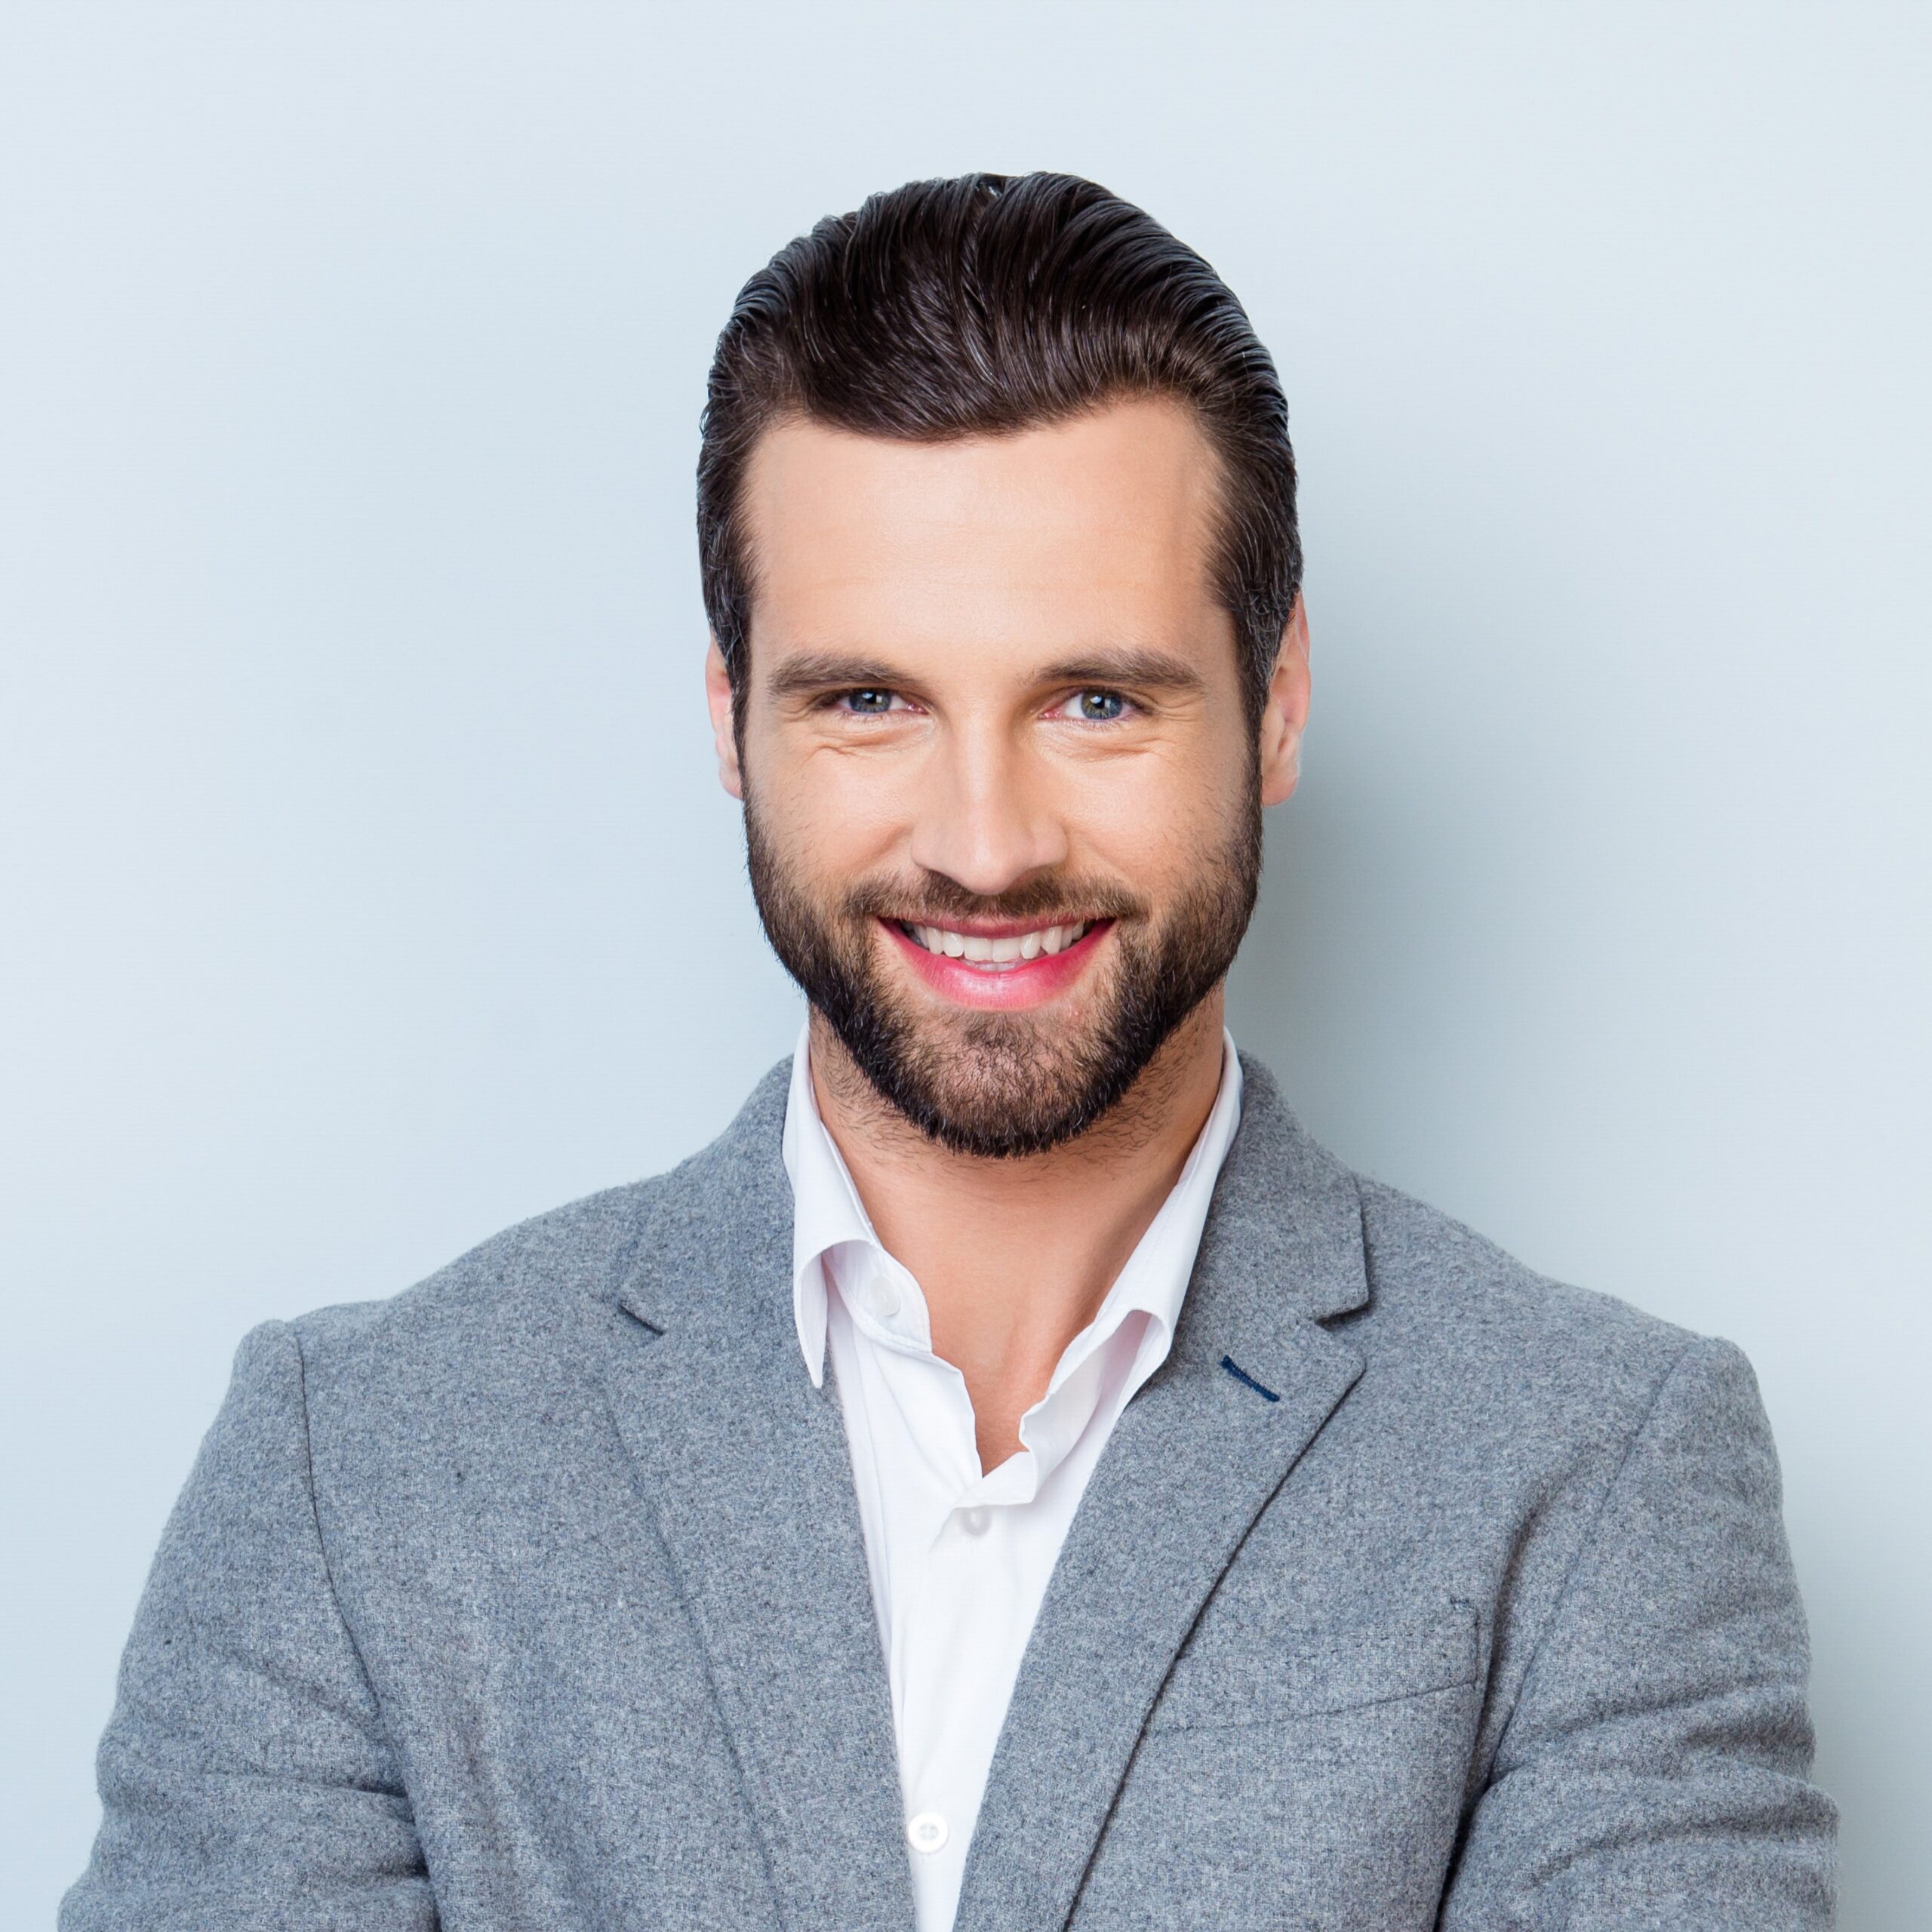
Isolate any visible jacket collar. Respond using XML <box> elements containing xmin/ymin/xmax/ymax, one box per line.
<box><xmin>613</xmin><ymin>1048</ymin><xmax>1368</xmax><ymax>1346</ymax></box>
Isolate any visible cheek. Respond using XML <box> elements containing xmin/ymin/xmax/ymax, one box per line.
<box><xmin>758</xmin><ymin>750</ymin><xmax>913</xmax><ymax>876</ymax></box>
<box><xmin>1063</xmin><ymin>750</ymin><xmax>1245</xmax><ymax>882</ymax></box>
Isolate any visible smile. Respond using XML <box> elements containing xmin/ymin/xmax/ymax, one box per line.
<box><xmin>897</xmin><ymin>920</ymin><xmax>1094</xmax><ymax>971</ymax></box>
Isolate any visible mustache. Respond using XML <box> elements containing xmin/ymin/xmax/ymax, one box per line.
<box><xmin>840</xmin><ymin>873</ymin><xmax>1146</xmax><ymax>927</ymax></box>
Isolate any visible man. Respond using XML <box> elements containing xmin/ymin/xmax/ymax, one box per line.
<box><xmin>65</xmin><ymin>172</ymin><xmax>1835</xmax><ymax>1930</ymax></box>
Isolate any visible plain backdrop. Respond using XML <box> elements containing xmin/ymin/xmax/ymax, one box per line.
<box><xmin>2</xmin><ymin>3</ymin><xmax>1926</xmax><ymax>1924</ymax></box>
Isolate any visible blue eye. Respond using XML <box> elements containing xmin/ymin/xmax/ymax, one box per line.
<box><xmin>1068</xmin><ymin>690</ymin><xmax>1127</xmax><ymax>721</ymax></box>
<box><xmin>841</xmin><ymin>689</ymin><xmax>897</xmax><ymax>714</ymax></box>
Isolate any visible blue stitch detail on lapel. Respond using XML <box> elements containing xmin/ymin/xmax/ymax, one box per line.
<box><xmin>1220</xmin><ymin>1355</ymin><xmax>1281</xmax><ymax>1403</ymax></box>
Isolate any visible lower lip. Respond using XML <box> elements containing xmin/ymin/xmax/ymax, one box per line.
<box><xmin>881</xmin><ymin>918</ymin><xmax>1112</xmax><ymax>1011</ymax></box>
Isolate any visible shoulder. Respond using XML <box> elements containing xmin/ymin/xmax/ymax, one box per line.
<box><xmin>281</xmin><ymin>1173</ymin><xmax>673</xmax><ymax>1402</ymax></box>
<box><xmin>282</xmin><ymin>1056</ymin><xmax>795</xmax><ymax>1394</ymax></box>
<box><xmin>1356</xmin><ymin>1171</ymin><xmax>1690</xmax><ymax>1351</ymax></box>
<box><xmin>1232</xmin><ymin>1055</ymin><xmax>1708</xmax><ymax>1406</ymax></box>
<box><xmin>1344</xmin><ymin>1166</ymin><xmax>1732</xmax><ymax>1460</ymax></box>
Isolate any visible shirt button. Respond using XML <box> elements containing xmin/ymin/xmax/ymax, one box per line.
<box><xmin>958</xmin><ymin>1506</ymin><xmax>990</xmax><ymax>1537</ymax></box>
<box><xmin>906</xmin><ymin>1811</ymin><xmax>949</xmax><ymax>1854</ymax></box>
<box><xmin>869</xmin><ymin>1278</ymin><xmax>901</xmax><ymax>1320</ymax></box>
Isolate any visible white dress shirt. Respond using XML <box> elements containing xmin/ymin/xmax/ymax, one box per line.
<box><xmin>780</xmin><ymin>1021</ymin><xmax>1244</xmax><ymax>1932</ymax></box>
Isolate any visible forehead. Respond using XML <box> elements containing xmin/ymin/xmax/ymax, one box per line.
<box><xmin>738</xmin><ymin>395</ymin><xmax>1228</xmax><ymax>663</ymax></box>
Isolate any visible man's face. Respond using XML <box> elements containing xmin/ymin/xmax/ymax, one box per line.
<box><xmin>707</xmin><ymin>395</ymin><xmax>1308</xmax><ymax>1157</ymax></box>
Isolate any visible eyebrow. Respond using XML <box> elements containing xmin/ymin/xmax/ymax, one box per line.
<box><xmin>1032</xmin><ymin>648</ymin><xmax>1207</xmax><ymax>693</ymax></box>
<box><xmin>763</xmin><ymin>653</ymin><xmax>909</xmax><ymax>702</ymax></box>
<box><xmin>763</xmin><ymin>645</ymin><xmax>1208</xmax><ymax>702</ymax></box>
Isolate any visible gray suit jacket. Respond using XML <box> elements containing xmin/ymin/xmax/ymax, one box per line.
<box><xmin>64</xmin><ymin>1057</ymin><xmax>1836</xmax><ymax>1930</ymax></box>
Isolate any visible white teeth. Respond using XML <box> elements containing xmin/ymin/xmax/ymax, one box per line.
<box><xmin>909</xmin><ymin>919</ymin><xmax>1095</xmax><ymax>963</ymax></box>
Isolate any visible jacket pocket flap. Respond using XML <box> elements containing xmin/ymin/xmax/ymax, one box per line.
<box><xmin>1146</xmin><ymin>1597</ymin><xmax>1480</xmax><ymax>1733</ymax></box>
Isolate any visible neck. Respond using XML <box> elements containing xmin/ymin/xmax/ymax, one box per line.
<box><xmin>808</xmin><ymin>994</ymin><xmax>1229</xmax><ymax>1470</ymax></box>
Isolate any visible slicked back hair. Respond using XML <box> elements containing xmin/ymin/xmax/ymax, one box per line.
<box><xmin>697</xmin><ymin>171</ymin><xmax>1300</xmax><ymax>731</ymax></box>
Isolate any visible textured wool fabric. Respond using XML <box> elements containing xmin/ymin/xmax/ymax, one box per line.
<box><xmin>63</xmin><ymin>1057</ymin><xmax>1837</xmax><ymax>1930</ymax></box>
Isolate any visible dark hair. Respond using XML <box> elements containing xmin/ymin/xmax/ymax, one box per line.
<box><xmin>697</xmin><ymin>171</ymin><xmax>1300</xmax><ymax>726</ymax></box>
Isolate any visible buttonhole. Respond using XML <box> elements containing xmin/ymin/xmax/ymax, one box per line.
<box><xmin>1220</xmin><ymin>1355</ymin><xmax>1281</xmax><ymax>1403</ymax></box>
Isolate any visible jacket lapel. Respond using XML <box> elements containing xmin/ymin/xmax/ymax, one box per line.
<box><xmin>599</xmin><ymin>1064</ymin><xmax>914</xmax><ymax>1932</ymax></box>
<box><xmin>950</xmin><ymin>1056</ymin><xmax>1371</xmax><ymax>1932</ymax></box>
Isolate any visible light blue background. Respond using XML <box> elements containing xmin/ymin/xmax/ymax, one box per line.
<box><xmin>3</xmin><ymin>4</ymin><xmax>1925</xmax><ymax>1923</ymax></box>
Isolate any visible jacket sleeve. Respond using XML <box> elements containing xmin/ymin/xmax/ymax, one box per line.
<box><xmin>1441</xmin><ymin>1335</ymin><xmax>1837</xmax><ymax>1928</ymax></box>
<box><xmin>61</xmin><ymin>1320</ymin><xmax>436</xmax><ymax>1931</ymax></box>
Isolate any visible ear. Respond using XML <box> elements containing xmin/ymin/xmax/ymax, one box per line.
<box><xmin>704</xmin><ymin>636</ymin><xmax>745</xmax><ymax>801</ymax></box>
<box><xmin>1257</xmin><ymin>595</ymin><xmax>1311</xmax><ymax>808</ymax></box>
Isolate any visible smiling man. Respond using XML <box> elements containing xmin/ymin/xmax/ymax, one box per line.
<box><xmin>66</xmin><ymin>174</ymin><xmax>1835</xmax><ymax>1931</ymax></box>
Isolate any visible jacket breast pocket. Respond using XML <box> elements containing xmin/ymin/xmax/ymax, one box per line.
<box><xmin>1144</xmin><ymin>1594</ymin><xmax>1481</xmax><ymax>1733</ymax></box>
<box><xmin>1078</xmin><ymin>1598</ymin><xmax>1484</xmax><ymax>1929</ymax></box>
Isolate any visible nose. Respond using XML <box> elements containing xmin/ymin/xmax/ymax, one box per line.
<box><xmin>906</xmin><ymin>720</ymin><xmax>1069</xmax><ymax>899</ymax></box>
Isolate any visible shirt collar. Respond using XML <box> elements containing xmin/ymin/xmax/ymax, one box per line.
<box><xmin>780</xmin><ymin>1018</ymin><xmax>888</xmax><ymax>1385</ymax></box>
<box><xmin>780</xmin><ymin>1017</ymin><xmax>1244</xmax><ymax>1389</ymax></box>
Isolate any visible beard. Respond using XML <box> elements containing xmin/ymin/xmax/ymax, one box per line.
<box><xmin>743</xmin><ymin>789</ymin><xmax>1262</xmax><ymax>1158</ymax></box>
